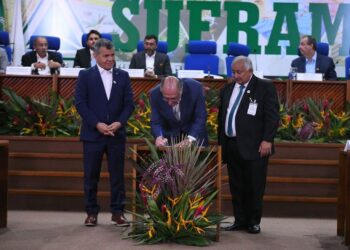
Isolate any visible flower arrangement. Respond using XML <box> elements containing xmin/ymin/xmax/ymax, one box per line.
<box><xmin>126</xmin><ymin>139</ymin><xmax>224</xmax><ymax>246</ymax></box>
<box><xmin>278</xmin><ymin>98</ymin><xmax>350</xmax><ymax>143</ymax></box>
<box><xmin>0</xmin><ymin>87</ymin><xmax>80</xmax><ymax>136</ymax></box>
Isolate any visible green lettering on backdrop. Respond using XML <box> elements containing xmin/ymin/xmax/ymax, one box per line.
<box><xmin>224</xmin><ymin>2</ymin><xmax>260</xmax><ymax>53</ymax></box>
<box><xmin>111</xmin><ymin>0</ymin><xmax>139</xmax><ymax>52</ymax></box>
<box><xmin>265</xmin><ymin>3</ymin><xmax>299</xmax><ymax>55</ymax></box>
<box><xmin>166</xmin><ymin>0</ymin><xmax>183</xmax><ymax>52</ymax></box>
<box><xmin>310</xmin><ymin>3</ymin><xmax>350</xmax><ymax>55</ymax></box>
<box><xmin>187</xmin><ymin>1</ymin><xmax>220</xmax><ymax>41</ymax></box>
<box><xmin>145</xmin><ymin>0</ymin><xmax>162</xmax><ymax>37</ymax></box>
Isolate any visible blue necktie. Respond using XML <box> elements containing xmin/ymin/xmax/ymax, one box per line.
<box><xmin>227</xmin><ymin>85</ymin><xmax>245</xmax><ymax>136</ymax></box>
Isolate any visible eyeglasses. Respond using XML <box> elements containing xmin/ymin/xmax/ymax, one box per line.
<box><xmin>232</xmin><ymin>70</ymin><xmax>248</xmax><ymax>75</ymax></box>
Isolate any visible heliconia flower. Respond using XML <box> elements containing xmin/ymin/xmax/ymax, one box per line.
<box><xmin>209</xmin><ymin>107</ymin><xmax>219</xmax><ymax>113</ymax></box>
<box><xmin>138</xmin><ymin>99</ymin><xmax>145</xmax><ymax>110</ymax></box>
<box><xmin>322</xmin><ymin>99</ymin><xmax>329</xmax><ymax>110</ymax></box>
<box><xmin>134</xmin><ymin>113</ymin><xmax>141</xmax><ymax>120</ymax></box>
<box><xmin>161</xmin><ymin>204</ymin><xmax>167</xmax><ymax>214</ymax></box>
<box><xmin>26</xmin><ymin>104</ymin><xmax>34</xmax><ymax>115</ymax></box>
<box><xmin>194</xmin><ymin>206</ymin><xmax>204</xmax><ymax>217</ymax></box>
<box><xmin>303</xmin><ymin>103</ymin><xmax>309</xmax><ymax>113</ymax></box>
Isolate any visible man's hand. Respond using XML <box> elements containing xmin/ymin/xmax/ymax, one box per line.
<box><xmin>107</xmin><ymin>122</ymin><xmax>122</xmax><ymax>136</ymax></box>
<box><xmin>144</xmin><ymin>68</ymin><xmax>156</xmax><ymax>78</ymax></box>
<box><xmin>175</xmin><ymin>138</ymin><xmax>192</xmax><ymax>148</ymax></box>
<box><xmin>34</xmin><ymin>62</ymin><xmax>46</xmax><ymax>70</ymax></box>
<box><xmin>96</xmin><ymin>122</ymin><xmax>114</xmax><ymax>136</ymax></box>
<box><xmin>155</xmin><ymin>136</ymin><xmax>168</xmax><ymax>147</ymax></box>
<box><xmin>48</xmin><ymin>60</ymin><xmax>61</xmax><ymax>69</ymax></box>
<box><xmin>259</xmin><ymin>140</ymin><xmax>272</xmax><ymax>157</ymax></box>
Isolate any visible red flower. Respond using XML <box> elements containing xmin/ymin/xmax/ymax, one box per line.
<box><xmin>12</xmin><ymin>117</ymin><xmax>20</xmax><ymax>125</ymax></box>
<box><xmin>161</xmin><ymin>204</ymin><xmax>167</xmax><ymax>214</ymax></box>
<box><xmin>26</xmin><ymin>104</ymin><xmax>34</xmax><ymax>115</ymax></box>
<box><xmin>209</xmin><ymin>107</ymin><xmax>219</xmax><ymax>113</ymax></box>
<box><xmin>194</xmin><ymin>206</ymin><xmax>204</xmax><ymax>217</ymax></box>
<box><xmin>134</xmin><ymin>114</ymin><xmax>141</xmax><ymax>120</ymax></box>
<box><xmin>322</xmin><ymin>99</ymin><xmax>329</xmax><ymax>110</ymax></box>
<box><xmin>138</xmin><ymin>99</ymin><xmax>145</xmax><ymax>110</ymax></box>
<box><xmin>303</xmin><ymin>103</ymin><xmax>309</xmax><ymax>113</ymax></box>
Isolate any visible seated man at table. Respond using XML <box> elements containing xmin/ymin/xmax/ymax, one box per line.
<box><xmin>150</xmin><ymin>76</ymin><xmax>208</xmax><ymax>147</ymax></box>
<box><xmin>0</xmin><ymin>47</ymin><xmax>9</xmax><ymax>73</ymax></box>
<box><xmin>21</xmin><ymin>36</ymin><xmax>62</xmax><ymax>75</ymax></box>
<box><xmin>291</xmin><ymin>35</ymin><xmax>337</xmax><ymax>80</ymax></box>
<box><xmin>129</xmin><ymin>34</ymin><xmax>172</xmax><ymax>78</ymax></box>
<box><xmin>73</xmin><ymin>29</ymin><xmax>101</xmax><ymax>68</ymax></box>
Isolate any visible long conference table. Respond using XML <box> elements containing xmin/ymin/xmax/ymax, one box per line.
<box><xmin>0</xmin><ymin>74</ymin><xmax>350</xmax><ymax>111</ymax></box>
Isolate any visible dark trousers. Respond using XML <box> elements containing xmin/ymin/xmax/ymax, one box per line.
<box><xmin>226</xmin><ymin>138</ymin><xmax>268</xmax><ymax>226</ymax></box>
<box><xmin>83</xmin><ymin>137</ymin><xmax>126</xmax><ymax>215</ymax></box>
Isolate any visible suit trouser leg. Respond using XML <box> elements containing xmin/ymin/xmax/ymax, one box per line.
<box><xmin>226</xmin><ymin>139</ymin><xmax>248</xmax><ymax>225</ymax></box>
<box><xmin>226</xmin><ymin>139</ymin><xmax>269</xmax><ymax>225</ymax></box>
<box><xmin>83</xmin><ymin>141</ymin><xmax>105</xmax><ymax>215</ymax></box>
<box><xmin>106</xmin><ymin>137</ymin><xmax>126</xmax><ymax>214</ymax></box>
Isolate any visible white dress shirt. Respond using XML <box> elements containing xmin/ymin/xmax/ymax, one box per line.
<box><xmin>145</xmin><ymin>52</ymin><xmax>155</xmax><ymax>70</ymax></box>
<box><xmin>97</xmin><ymin>64</ymin><xmax>113</xmax><ymax>100</ymax></box>
<box><xmin>32</xmin><ymin>53</ymin><xmax>49</xmax><ymax>75</ymax></box>
<box><xmin>225</xmin><ymin>80</ymin><xmax>250</xmax><ymax>137</ymax></box>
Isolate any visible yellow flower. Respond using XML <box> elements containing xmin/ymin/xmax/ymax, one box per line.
<box><xmin>339</xmin><ymin>128</ymin><xmax>346</xmax><ymax>136</ymax></box>
<box><xmin>167</xmin><ymin>195</ymin><xmax>181</xmax><ymax>207</ymax></box>
<box><xmin>166</xmin><ymin>207</ymin><xmax>172</xmax><ymax>227</ymax></box>
<box><xmin>147</xmin><ymin>225</ymin><xmax>156</xmax><ymax>239</ymax></box>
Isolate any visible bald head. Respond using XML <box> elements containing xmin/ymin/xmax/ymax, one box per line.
<box><xmin>160</xmin><ymin>76</ymin><xmax>183</xmax><ymax>107</ymax></box>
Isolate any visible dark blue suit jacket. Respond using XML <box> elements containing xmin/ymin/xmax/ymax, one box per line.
<box><xmin>291</xmin><ymin>54</ymin><xmax>337</xmax><ymax>80</ymax></box>
<box><xmin>74</xmin><ymin>66</ymin><xmax>134</xmax><ymax>142</ymax></box>
<box><xmin>150</xmin><ymin>78</ymin><xmax>208</xmax><ymax>145</ymax></box>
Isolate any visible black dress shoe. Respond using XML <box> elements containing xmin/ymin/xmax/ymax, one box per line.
<box><xmin>221</xmin><ymin>223</ymin><xmax>247</xmax><ymax>231</ymax></box>
<box><xmin>247</xmin><ymin>224</ymin><xmax>261</xmax><ymax>234</ymax></box>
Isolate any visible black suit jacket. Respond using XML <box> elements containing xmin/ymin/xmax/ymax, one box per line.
<box><xmin>21</xmin><ymin>51</ymin><xmax>63</xmax><ymax>75</ymax></box>
<box><xmin>73</xmin><ymin>48</ymin><xmax>91</xmax><ymax>68</ymax></box>
<box><xmin>218</xmin><ymin>75</ymin><xmax>280</xmax><ymax>162</ymax></box>
<box><xmin>291</xmin><ymin>54</ymin><xmax>337</xmax><ymax>80</ymax></box>
<box><xmin>129</xmin><ymin>51</ymin><xmax>172</xmax><ymax>76</ymax></box>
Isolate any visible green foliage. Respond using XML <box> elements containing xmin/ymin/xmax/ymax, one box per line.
<box><xmin>126</xmin><ymin>140</ymin><xmax>224</xmax><ymax>246</ymax></box>
<box><xmin>0</xmin><ymin>87</ymin><xmax>80</xmax><ymax>136</ymax></box>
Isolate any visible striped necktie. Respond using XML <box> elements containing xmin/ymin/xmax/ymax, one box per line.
<box><xmin>227</xmin><ymin>85</ymin><xmax>245</xmax><ymax>136</ymax></box>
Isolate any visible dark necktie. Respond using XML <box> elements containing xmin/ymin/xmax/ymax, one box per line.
<box><xmin>227</xmin><ymin>85</ymin><xmax>245</xmax><ymax>136</ymax></box>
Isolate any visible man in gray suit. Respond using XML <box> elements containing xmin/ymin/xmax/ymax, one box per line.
<box><xmin>129</xmin><ymin>34</ymin><xmax>172</xmax><ymax>78</ymax></box>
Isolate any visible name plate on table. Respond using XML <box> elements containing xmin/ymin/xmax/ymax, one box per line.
<box><xmin>296</xmin><ymin>73</ymin><xmax>323</xmax><ymax>81</ymax></box>
<box><xmin>177</xmin><ymin>70</ymin><xmax>204</xmax><ymax>79</ymax></box>
<box><xmin>123</xmin><ymin>69</ymin><xmax>144</xmax><ymax>77</ymax></box>
<box><xmin>344</xmin><ymin>140</ymin><xmax>350</xmax><ymax>151</ymax></box>
<box><xmin>6</xmin><ymin>66</ymin><xmax>31</xmax><ymax>75</ymax></box>
<box><xmin>60</xmin><ymin>67</ymin><xmax>84</xmax><ymax>76</ymax></box>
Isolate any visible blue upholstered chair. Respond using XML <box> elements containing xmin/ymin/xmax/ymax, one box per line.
<box><xmin>29</xmin><ymin>35</ymin><xmax>63</xmax><ymax>61</ymax></box>
<box><xmin>345</xmin><ymin>56</ymin><xmax>350</xmax><ymax>79</ymax></box>
<box><xmin>184</xmin><ymin>40</ymin><xmax>219</xmax><ymax>75</ymax></box>
<box><xmin>136</xmin><ymin>40</ymin><xmax>168</xmax><ymax>54</ymax></box>
<box><xmin>225</xmin><ymin>42</ymin><xmax>250</xmax><ymax>77</ymax></box>
<box><xmin>81</xmin><ymin>33</ymin><xmax>112</xmax><ymax>47</ymax></box>
<box><xmin>297</xmin><ymin>42</ymin><xmax>329</xmax><ymax>57</ymax></box>
<box><xmin>0</xmin><ymin>31</ymin><xmax>12</xmax><ymax>62</ymax></box>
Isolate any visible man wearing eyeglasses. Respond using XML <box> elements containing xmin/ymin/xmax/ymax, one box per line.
<box><xmin>150</xmin><ymin>76</ymin><xmax>208</xmax><ymax>147</ymax></box>
<box><xmin>218</xmin><ymin>56</ymin><xmax>279</xmax><ymax>234</ymax></box>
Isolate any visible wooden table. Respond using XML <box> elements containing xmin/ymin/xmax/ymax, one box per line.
<box><xmin>337</xmin><ymin>150</ymin><xmax>350</xmax><ymax>246</ymax></box>
<box><xmin>0</xmin><ymin>140</ymin><xmax>9</xmax><ymax>228</ymax></box>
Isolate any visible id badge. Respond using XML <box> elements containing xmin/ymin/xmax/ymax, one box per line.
<box><xmin>247</xmin><ymin>102</ymin><xmax>258</xmax><ymax>116</ymax></box>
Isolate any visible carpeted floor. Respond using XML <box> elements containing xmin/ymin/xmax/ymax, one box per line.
<box><xmin>0</xmin><ymin>211</ymin><xmax>347</xmax><ymax>250</ymax></box>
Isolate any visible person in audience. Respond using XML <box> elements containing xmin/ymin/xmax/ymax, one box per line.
<box><xmin>21</xmin><ymin>36</ymin><xmax>62</xmax><ymax>75</ymax></box>
<box><xmin>74</xmin><ymin>38</ymin><xmax>134</xmax><ymax>227</ymax></box>
<box><xmin>218</xmin><ymin>56</ymin><xmax>279</xmax><ymax>234</ymax></box>
<box><xmin>129</xmin><ymin>34</ymin><xmax>172</xmax><ymax>78</ymax></box>
<box><xmin>73</xmin><ymin>29</ymin><xmax>101</xmax><ymax>68</ymax></box>
<box><xmin>0</xmin><ymin>47</ymin><xmax>9</xmax><ymax>73</ymax></box>
<box><xmin>150</xmin><ymin>76</ymin><xmax>208</xmax><ymax>147</ymax></box>
<box><xmin>291</xmin><ymin>35</ymin><xmax>337</xmax><ymax>80</ymax></box>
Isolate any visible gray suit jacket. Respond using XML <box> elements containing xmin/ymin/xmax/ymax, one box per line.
<box><xmin>129</xmin><ymin>51</ymin><xmax>172</xmax><ymax>76</ymax></box>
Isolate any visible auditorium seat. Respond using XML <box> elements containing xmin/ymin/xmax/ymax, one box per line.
<box><xmin>0</xmin><ymin>31</ymin><xmax>12</xmax><ymax>62</ymax></box>
<box><xmin>225</xmin><ymin>42</ymin><xmax>250</xmax><ymax>77</ymax></box>
<box><xmin>81</xmin><ymin>33</ymin><xmax>112</xmax><ymax>47</ymax></box>
<box><xmin>184</xmin><ymin>40</ymin><xmax>219</xmax><ymax>75</ymax></box>
<box><xmin>297</xmin><ymin>42</ymin><xmax>329</xmax><ymax>56</ymax></box>
<box><xmin>136</xmin><ymin>40</ymin><xmax>168</xmax><ymax>54</ymax></box>
<box><xmin>345</xmin><ymin>55</ymin><xmax>350</xmax><ymax>79</ymax></box>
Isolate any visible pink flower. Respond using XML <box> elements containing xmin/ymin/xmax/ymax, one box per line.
<box><xmin>322</xmin><ymin>99</ymin><xmax>329</xmax><ymax>110</ymax></box>
<box><xmin>194</xmin><ymin>206</ymin><xmax>204</xmax><ymax>217</ymax></box>
<box><xmin>209</xmin><ymin>107</ymin><xmax>219</xmax><ymax>113</ymax></box>
<box><xmin>303</xmin><ymin>103</ymin><xmax>309</xmax><ymax>113</ymax></box>
<box><xmin>138</xmin><ymin>99</ymin><xmax>145</xmax><ymax>110</ymax></box>
<box><xmin>134</xmin><ymin>114</ymin><xmax>141</xmax><ymax>120</ymax></box>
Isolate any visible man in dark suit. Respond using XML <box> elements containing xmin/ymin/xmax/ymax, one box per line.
<box><xmin>129</xmin><ymin>34</ymin><xmax>172</xmax><ymax>78</ymax></box>
<box><xmin>74</xmin><ymin>39</ymin><xmax>134</xmax><ymax>227</ymax></box>
<box><xmin>73</xmin><ymin>30</ymin><xmax>101</xmax><ymax>68</ymax></box>
<box><xmin>21</xmin><ymin>36</ymin><xmax>62</xmax><ymax>75</ymax></box>
<box><xmin>218</xmin><ymin>56</ymin><xmax>279</xmax><ymax>234</ymax></box>
<box><xmin>150</xmin><ymin>76</ymin><xmax>208</xmax><ymax>147</ymax></box>
<box><xmin>291</xmin><ymin>35</ymin><xmax>337</xmax><ymax>80</ymax></box>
